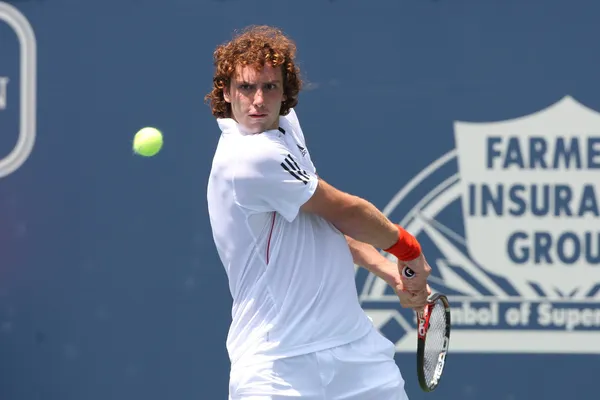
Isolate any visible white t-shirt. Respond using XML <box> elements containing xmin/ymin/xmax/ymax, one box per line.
<box><xmin>206</xmin><ymin>109</ymin><xmax>372</xmax><ymax>367</ymax></box>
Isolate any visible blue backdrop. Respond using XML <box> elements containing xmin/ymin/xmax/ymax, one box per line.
<box><xmin>1</xmin><ymin>0</ymin><xmax>599</xmax><ymax>399</ymax></box>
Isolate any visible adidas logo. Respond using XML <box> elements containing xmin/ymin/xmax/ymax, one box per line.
<box><xmin>297</xmin><ymin>144</ymin><xmax>307</xmax><ymax>156</ymax></box>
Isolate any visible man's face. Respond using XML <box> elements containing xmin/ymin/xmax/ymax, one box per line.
<box><xmin>224</xmin><ymin>64</ymin><xmax>286</xmax><ymax>134</ymax></box>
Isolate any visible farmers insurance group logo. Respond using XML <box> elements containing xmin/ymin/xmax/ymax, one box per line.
<box><xmin>357</xmin><ymin>96</ymin><xmax>600</xmax><ymax>354</ymax></box>
<box><xmin>0</xmin><ymin>1</ymin><xmax>36</xmax><ymax>178</ymax></box>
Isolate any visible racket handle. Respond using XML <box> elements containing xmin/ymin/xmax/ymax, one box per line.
<box><xmin>402</xmin><ymin>266</ymin><xmax>416</xmax><ymax>279</ymax></box>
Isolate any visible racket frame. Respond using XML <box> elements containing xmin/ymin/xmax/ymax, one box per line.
<box><xmin>416</xmin><ymin>293</ymin><xmax>451</xmax><ymax>392</ymax></box>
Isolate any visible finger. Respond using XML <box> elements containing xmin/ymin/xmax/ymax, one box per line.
<box><xmin>398</xmin><ymin>294</ymin><xmax>419</xmax><ymax>309</ymax></box>
<box><xmin>399</xmin><ymin>298</ymin><xmax>413</xmax><ymax>309</ymax></box>
<box><xmin>412</xmin><ymin>299</ymin><xmax>427</xmax><ymax>310</ymax></box>
<box><xmin>411</xmin><ymin>290</ymin><xmax>430</xmax><ymax>308</ymax></box>
<box><xmin>411</xmin><ymin>299</ymin><xmax>427</xmax><ymax>312</ymax></box>
<box><xmin>400</xmin><ymin>289</ymin><xmax>428</xmax><ymax>308</ymax></box>
<box><xmin>400</xmin><ymin>279</ymin><xmax>427</xmax><ymax>294</ymax></box>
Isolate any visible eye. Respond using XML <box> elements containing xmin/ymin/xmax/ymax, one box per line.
<box><xmin>265</xmin><ymin>83</ymin><xmax>277</xmax><ymax>90</ymax></box>
<box><xmin>239</xmin><ymin>84</ymin><xmax>253</xmax><ymax>91</ymax></box>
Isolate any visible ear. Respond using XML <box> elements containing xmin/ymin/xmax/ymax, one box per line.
<box><xmin>223</xmin><ymin>86</ymin><xmax>231</xmax><ymax>103</ymax></box>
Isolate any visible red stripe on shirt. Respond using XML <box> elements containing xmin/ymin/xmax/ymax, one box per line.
<box><xmin>266</xmin><ymin>212</ymin><xmax>276</xmax><ymax>264</ymax></box>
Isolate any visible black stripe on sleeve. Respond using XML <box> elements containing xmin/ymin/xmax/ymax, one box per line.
<box><xmin>286</xmin><ymin>156</ymin><xmax>310</xmax><ymax>180</ymax></box>
<box><xmin>280</xmin><ymin>154</ymin><xmax>309</xmax><ymax>184</ymax></box>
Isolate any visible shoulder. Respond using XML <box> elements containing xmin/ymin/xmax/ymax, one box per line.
<box><xmin>284</xmin><ymin>108</ymin><xmax>300</xmax><ymax>127</ymax></box>
<box><xmin>280</xmin><ymin>108</ymin><xmax>307</xmax><ymax>143</ymax></box>
<box><xmin>233</xmin><ymin>133</ymin><xmax>292</xmax><ymax>176</ymax></box>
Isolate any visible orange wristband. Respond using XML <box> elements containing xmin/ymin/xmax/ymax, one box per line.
<box><xmin>384</xmin><ymin>225</ymin><xmax>421</xmax><ymax>261</ymax></box>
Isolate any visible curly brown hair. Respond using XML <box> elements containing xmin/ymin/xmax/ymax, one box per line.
<box><xmin>205</xmin><ymin>25</ymin><xmax>302</xmax><ymax>119</ymax></box>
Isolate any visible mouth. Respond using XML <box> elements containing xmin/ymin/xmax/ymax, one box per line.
<box><xmin>249</xmin><ymin>113</ymin><xmax>267</xmax><ymax>119</ymax></box>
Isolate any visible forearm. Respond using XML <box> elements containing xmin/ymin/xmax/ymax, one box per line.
<box><xmin>301</xmin><ymin>178</ymin><xmax>421</xmax><ymax>265</ymax></box>
<box><xmin>334</xmin><ymin>197</ymin><xmax>423</xmax><ymax>272</ymax></box>
<box><xmin>332</xmin><ymin>195</ymin><xmax>398</xmax><ymax>250</ymax></box>
<box><xmin>346</xmin><ymin>235</ymin><xmax>398</xmax><ymax>286</ymax></box>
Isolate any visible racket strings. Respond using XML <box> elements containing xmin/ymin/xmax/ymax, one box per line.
<box><xmin>422</xmin><ymin>303</ymin><xmax>447</xmax><ymax>384</ymax></box>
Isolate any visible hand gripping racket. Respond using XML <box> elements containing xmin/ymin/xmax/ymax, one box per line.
<box><xmin>403</xmin><ymin>266</ymin><xmax>451</xmax><ymax>392</ymax></box>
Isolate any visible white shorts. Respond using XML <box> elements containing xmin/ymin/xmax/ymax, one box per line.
<box><xmin>229</xmin><ymin>327</ymin><xmax>409</xmax><ymax>400</ymax></box>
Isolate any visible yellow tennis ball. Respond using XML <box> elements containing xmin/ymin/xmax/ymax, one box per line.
<box><xmin>133</xmin><ymin>127</ymin><xmax>163</xmax><ymax>157</ymax></box>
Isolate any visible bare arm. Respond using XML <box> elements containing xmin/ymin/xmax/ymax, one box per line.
<box><xmin>301</xmin><ymin>177</ymin><xmax>429</xmax><ymax>278</ymax></box>
<box><xmin>346</xmin><ymin>235</ymin><xmax>431</xmax><ymax>310</ymax></box>
<box><xmin>345</xmin><ymin>235</ymin><xmax>398</xmax><ymax>287</ymax></box>
<box><xmin>300</xmin><ymin>178</ymin><xmax>398</xmax><ymax>250</ymax></box>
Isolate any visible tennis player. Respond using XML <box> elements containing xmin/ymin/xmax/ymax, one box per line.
<box><xmin>206</xmin><ymin>25</ymin><xmax>432</xmax><ymax>400</ymax></box>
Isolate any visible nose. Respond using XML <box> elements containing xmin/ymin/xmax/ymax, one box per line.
<box><xmin>253</xmin><ymin>89</ymin><xmax>264</xmax><ymax>107</ymax></box>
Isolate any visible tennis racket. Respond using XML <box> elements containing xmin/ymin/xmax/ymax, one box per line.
<box><xmin>403</xmin><ymin>266</ymin><xmax>451</xmax><ymax>392</ymax></box>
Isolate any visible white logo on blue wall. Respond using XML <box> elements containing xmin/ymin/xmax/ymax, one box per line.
<box><xmin>356</xmin><ymin>96</ymin><xmax>600</xmax><ymax>354</ymax></box>
<box><xmin>0</xmin><ymin>76</ymin><xmax>8</xmax><ymax>110</ymax></box>
<box><xmin>0</xmin><ymin>1</ymin><xmax>37</xmax><ymax>178</ymax></box>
